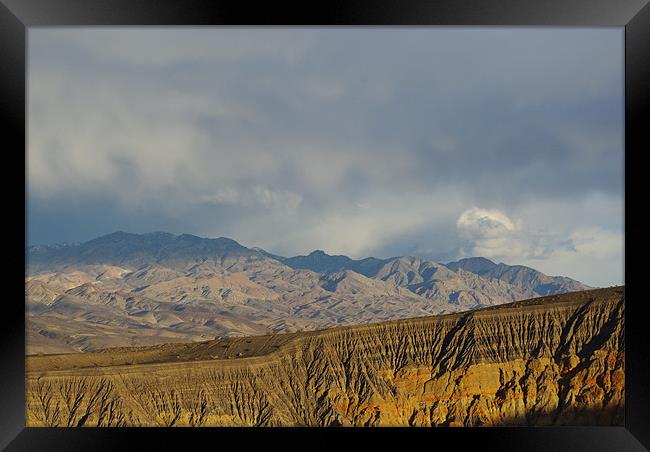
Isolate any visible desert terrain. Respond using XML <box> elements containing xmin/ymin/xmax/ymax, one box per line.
<box><xmin>26</xmin><ymin>231</ymin><xmax>590</xmax><ymax>354</ymax></box>
<box><xmin>26</xmin><ymin>286</ymin><xmax>624</xmax><ymax>427</ymax></box>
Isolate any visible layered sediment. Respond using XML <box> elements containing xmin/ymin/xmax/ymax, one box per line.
<box><xmin>26</xmin><ymin>287</ymin><xmax>624</xmax><ymax>427</ymax></box>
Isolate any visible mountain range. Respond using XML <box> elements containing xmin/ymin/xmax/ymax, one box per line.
<box><xmin>26</xmin><ymin>231</ymin><xmax>591</xmax><ymax>353</ymax></box>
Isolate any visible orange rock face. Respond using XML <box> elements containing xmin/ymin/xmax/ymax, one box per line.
<box><xmin>25</xmin><ymin>287</ymin><xmax>624</xmax><ymax>426</ymax></box>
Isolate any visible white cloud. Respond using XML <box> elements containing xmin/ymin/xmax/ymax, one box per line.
<box><xmin>456</xmin><ymin>207</ymin><xmax>527</xmax><ymax>258</ymax></box>
<box><xmin>457</xmin><ymin>207</ymin><xmax>555</xmax><ymax>260</ymax></box>
<box><xmin>455</xmin><ymin>206</ymin><xmax>623</xmax><ymax>287</ymax></box>
<box><xmin>457</xmin><ymin>207</ymin><xmax>517</xmax><ymax>234</ymax></box>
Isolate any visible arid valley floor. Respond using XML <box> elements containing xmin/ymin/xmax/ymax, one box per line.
<box><xmin>26</xmin><ymin>287</ymin><xmax>624</xmax><ymax>427</ymax></box>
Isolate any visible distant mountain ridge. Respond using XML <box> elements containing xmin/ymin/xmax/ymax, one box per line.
<box><xmin>281</xmin><ymin>250</ymin><xmax>386</xmax><ymax>277</ymax></box>
<box><xmin>277</xmin><ymin>249</ymin><xmax>589</xmax><ymax>299</ymax></box>
<box><xmin>445</xmin><ymin>257</ymin><xmax>589</xmax><ymax>297</ymax></box>
<box><xmin>28</xmin><ymin>231</ymin><xmax>257</xmax><ymax>271</ymax></box>
<box><xmin>29</xmin><ymin>231</ymin><xmax>589</xmax><ymax>298</ymax></box>
<box><xmin>26</xmin><ymin>231</ymin><xmax>592</xmax><ymax>353</ymax></box>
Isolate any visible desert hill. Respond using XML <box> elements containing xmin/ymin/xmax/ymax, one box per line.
<box><xmin>25</xmin><ymin>287</ymin><xmax>624</xmax><ymax>427</ymax></box>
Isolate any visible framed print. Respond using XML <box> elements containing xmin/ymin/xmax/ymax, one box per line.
<box><xmin>1</xmin><ymin>0</ymin><xmax>648</xmax><ymax>450</ymax></box>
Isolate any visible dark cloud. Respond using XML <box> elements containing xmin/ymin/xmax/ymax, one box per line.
<box><xmin>27</xmin><ymin>28</ymin><xmax>623</xmax><ymax>286</ymax></box>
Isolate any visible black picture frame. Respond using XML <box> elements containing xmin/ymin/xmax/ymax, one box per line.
<box><xmin>1</xmin><ymin>0</ymin><xmax>648</xmax><ymax>450</ymax></box>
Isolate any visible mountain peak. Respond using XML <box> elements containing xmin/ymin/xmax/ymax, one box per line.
<box><xmin>27</xmin><ymin>231</ymin><xmax>257</xmax><ymax>272</ymax></box>
<box><xmin>145</xmin><ymin>231</ymin><xmax>176</xmax><ymax>237</ymax></box>
<box><xmin>103</xmin><ymin>230</ymin><xmax>136</xmax><ymax>239</ymax></box>
<box><xmin>177</xmin><ymin>233</ymin><xmax>201</xmax><ymax>241</ymax></box>
<box><xmin>445</xmin><ymin>257</ymin><xmax>498</xmax><ymax>274</ymax></box>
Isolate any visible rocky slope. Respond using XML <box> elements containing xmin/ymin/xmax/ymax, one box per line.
<box><xmin>26</xmin><ymin>232</ymin><xmax>592</xmax><ymax>353</ymax></box>
<box><xmin>445</xmin><ymin>257</ymin><xmax>591</xmax><ymax>297</ymax></box>
<box><xmin>25</xmin><ymin>287</ymin><xmax>624</xmax><ymax>427</ymax></box>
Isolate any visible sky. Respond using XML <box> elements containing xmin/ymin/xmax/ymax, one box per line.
<box><xmin>27</xmin><ymin>27</ymin><xmax>624</xmax><ymax>287</ymax></box>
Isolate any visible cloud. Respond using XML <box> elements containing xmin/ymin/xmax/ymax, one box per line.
<box><xmin>457</xmin><ymin>207</ymin><xmax>523</xmax><ymax>258</ymax></box>
<box><xmin>199</xmin><ymin>187</ymin><xmax>303</xmax><ymax>214</ymax></box>
<box><xmin>455</xmin><ymin>206</ymin><xmax>623</xmax><ymax>286</ymax></box>
<box><xmin>456</xmin><ymin>207</ymin><xmax>572</xmax><ymax>261</ymax></box>
<box><xmin>212</xmin><ymin>188</ymin><xmax>469</xmax><ymax>259</ymax></box>
<box><xmin>520</xmin><ymin>227</ymin><xmax>624</xmax><ymax>287</ymax></box>
<box><xmin>457</xmin><ymin>207</ymin><xmax>517</xmax><ymax>236</ymax></box>
<box><xmin>27</xmin><ymin>28</ymin><xmax>624</xmax><ymax>287</ymax></box>
<box><xmin>33</xmin><ymin>28</ymin><xmax>317</xmax><ymax>67</ymax></box>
